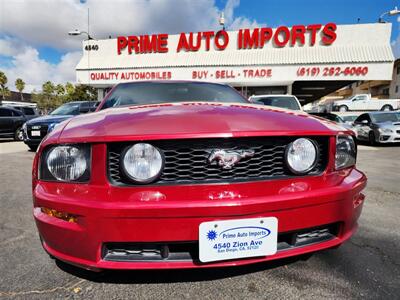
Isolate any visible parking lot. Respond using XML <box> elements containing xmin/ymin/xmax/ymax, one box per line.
<box><xmin>0</xmin><ymin>141</ymin><xmax>399</xmax><ymax>299</ymax></box>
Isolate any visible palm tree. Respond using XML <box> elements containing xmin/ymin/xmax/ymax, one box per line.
<box><xmin>0</xmin><ymin>71</ymin><xmax>9</xmax><ymax>104</ymax></box>
<box><xmin>15</xmin><ymin>78</ymin><xmax>25</xmax><ymax>101</ymax></box>
<box><xmin>42</xmin><ymin>81</ymin><xmax>55</xmax><ymax>96</ymax></box>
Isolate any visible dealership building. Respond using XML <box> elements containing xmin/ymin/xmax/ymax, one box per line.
<box><xmin>75</xmin><ymin>22</ymin><xmax>395</xmax><ymax>105</ymax></box>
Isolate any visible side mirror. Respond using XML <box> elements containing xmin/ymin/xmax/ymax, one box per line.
<box><xmin>79</xmin><ymin>106</ymin><xmax>90</xmax><ymax>114</ymax></box>
<box><xmin>88</xmin><ymin>102</ymin><xmax>101</xmax><ymax>112</ymax></box>
<box><xmin>361</xmin><ymin>120</ymin><xmax>369</xmax><ymax>125</ymax></box>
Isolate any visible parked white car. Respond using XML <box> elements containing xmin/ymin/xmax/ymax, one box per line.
<box><xmin>332</xmin><ymin>94</ymin><xmax>400</xmax><ymax>112</ymax></box>
<box><xmin>248</xmin><ymin>94</ymin><xmax>302</xmax><ymax>111</ymax></box>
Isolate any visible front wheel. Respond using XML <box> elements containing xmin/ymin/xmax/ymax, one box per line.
<box><xmin>369</xmin><ymin>131</ymin><xmax>377</xmax><ymax>146</ymax></box>
<box><xmin>339</xmin><ymin>105</ymin><xmax>348</xmax><ymax>112</ymax></box>
<box><xmin>14</xmin><ymin>127</ymin><xmax>24</xmax><ymax>141</ymax></box>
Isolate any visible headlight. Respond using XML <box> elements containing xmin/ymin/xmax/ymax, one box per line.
<box><xmin>378</xmin><ymin>128</ymin><xmax>393</xmax><ymax>134</ymax></box>
<box><xmin>285</xmin><ymin>138</ymin><xmax>318</xmax><ymax>174</ymax></box>
<box><xmin>335</xmin><ymin>135</ymin><xmax>356</xmax><ymax>170</ymax></box>
<box><xmin>47</xmin><ymin>123</ymin><xmax>59</xmax><ymax>133</ymax></box>
<box><xmin>22</xmin><ymin>123</ymin><xmax>27</xmax><ymax>135</ymax></box>
<box><xmin>40</xmin><ymin>145</ymin><xmax>90</xmax><ymax>182</ymax></box>
<box><xmin>121</xmin><ymin>143</ymin><xmax>164</xmax><ymax>183</ymax></box>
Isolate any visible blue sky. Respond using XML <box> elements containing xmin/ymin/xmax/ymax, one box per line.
<box><xmin>0</xmin><ymin>0</ymin><xmax>399</xmax><ymax>91</ymax></box>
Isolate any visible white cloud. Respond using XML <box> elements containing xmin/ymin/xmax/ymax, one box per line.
<box><xmin>0</xmin><ymin>37</ymin><xmax>30</xmax><ymax>56</ymax></box>
<box><xmin>391</xmin><ymin>35</ymin><xmax>400</xmax><ymax>58</ymax></box>
<box><xmin>0</xmin><ymin>0</ymin><xmax>262</xmax><ymax>91</ymax></box>
<box><xmin>0</xmin><ymin>0</ymin><xmax>261</xmax><ymax>51</ymax></box>
<box><xmin>0</xmin><ymin>39</ymin><xmax>81</xmax><ymax>92</ymax></box>
<box><xmin>224</xmin><ymin>0</ymin><xmax>265</xmax><ymax>30</ymax></box>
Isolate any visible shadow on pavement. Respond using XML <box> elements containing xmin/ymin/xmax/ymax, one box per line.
<box><xmin>55</xmin><ymin>255</ymin><xmax>311</xmax><ymax>283</ymax></box>
<box><xmin>0</xmin><ymin>138</ymin><xmax>16</xmax><ymax>143</ymax></box>
<box><xmin>357</xmin><ymin>140</ymin><xmax>400</xmax><ymax>147</ymax></box>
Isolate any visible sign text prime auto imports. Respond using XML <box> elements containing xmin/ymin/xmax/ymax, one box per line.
<box><xmin>116</xmin><ymin>23</ymin><xmax>337</xmax><ymax>54</ymax></box>
<box><xmin>87</xmin><ymin>23</ymin><xmax>374</xmax><ymax>82</ymax></box>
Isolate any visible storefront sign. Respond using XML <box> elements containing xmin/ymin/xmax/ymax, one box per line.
<box><xmin>117</xmin><ymin>23</ymin><xmax>337</xmax><ymax>55</ymax></box>
<box><xmin>84</xmin><ymin>63</ymin><xmax>391</xmax><ymax>85</ymax></box>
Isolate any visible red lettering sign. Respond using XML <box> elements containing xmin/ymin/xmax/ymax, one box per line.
<box><xmin>118</xmin><ymin>23</ymin><xmax>337</xmax><ymax>54</ymax></box>
<box><xmin>117</xmin><ymin>34</ymin><xmax>169</xmax><ymax>55</ymax></box>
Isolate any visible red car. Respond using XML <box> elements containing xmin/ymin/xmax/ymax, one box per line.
<box><xmin>32</xmin><ymin>81</ymin><xmax>366</xmax><ymax>271</ymax></box>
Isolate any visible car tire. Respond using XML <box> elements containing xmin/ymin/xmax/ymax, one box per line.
<box><xmin>381</xmin><ymin>105</ymin><xmax>393</xmax><ymax>111</ymax></box>
<box><xmin>14</xmin><ymin>127</ymin><xmax>24</xmax><ymax>141</ymax></box>
<box><xmin>369</xmin><ymin>131</ymin><xmax>377</xmax><ymax>146</ymax></box>
<box><xmin>28</xmin><ymin>145</ymin><xmax>38</xmax><ymax>152</ymax></box>
<box><xmin>339</xmin><ymin>105</ymin><xmax>348</xmax><ymax>112</ymax></box>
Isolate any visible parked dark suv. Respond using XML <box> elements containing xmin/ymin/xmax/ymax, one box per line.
<box><xmin>23</xmin><ymin>101</ymin><xmax>97</xmax><ymax>151</ymax></box>
<box><xmin>0</xmin><ymin>106</ymin><xmax>28</xmax><ymax>141</ymax></box>
<box><xmin>11</xmin><ymin>106</ymin><xmax>39</xmax><ymax>121</ymax></box>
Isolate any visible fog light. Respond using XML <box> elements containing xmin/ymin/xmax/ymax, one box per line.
<box><xmin>41</xmin><ymin>207</ymin><xmax>77</xmax><ymax>223</ymax></box>
<box><xmin>353</xmin><ymin>193</ymin><xmax>365</xmax><ymax>208</ymax></box>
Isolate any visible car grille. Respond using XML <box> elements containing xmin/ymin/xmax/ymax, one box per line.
<box><xmin>27</xmin><ymin>124</ymin><xmax>48</xmax><ymax>139</ymax></box>
<box><xmin>107</xmin><ymin>136</ymin><xmax>329</xmax><ymax>186</ymax></box>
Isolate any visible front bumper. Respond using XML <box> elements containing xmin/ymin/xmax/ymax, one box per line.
<box><xmin>23</xmin><ymin>138</ymin><xmax>42</xmax><ymax>147</ymax></box>
<box><xmin>33</xmin><ymin>167</ymin><xmax>367</xmax><ymax>270</ymax></box>
<box><xmin>23</xmin><ymin>125</ymin><xmax>49</xmax><ymax>146</ymax></box>
<box><xmin>376</xmin><ymin>131</ymin><xmax>400</xmax><ymax>143</ymax></box>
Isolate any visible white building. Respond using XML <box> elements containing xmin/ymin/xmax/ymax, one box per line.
<box><xmin>75</xmin><ymin>22</ymin><xmax>394</xmax><ymax>105</ymax></box>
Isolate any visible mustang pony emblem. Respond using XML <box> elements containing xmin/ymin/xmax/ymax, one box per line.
<box><xmin>208</xmin><ymin>149</ymin><xmax>255</xmax><ymax>169</ymax></box>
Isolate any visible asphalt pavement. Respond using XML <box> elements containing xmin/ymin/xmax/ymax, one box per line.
<box><xmin>0</xmin><ymin>141</ymin><xmax>399</xmax><ymax>299</ymax></box>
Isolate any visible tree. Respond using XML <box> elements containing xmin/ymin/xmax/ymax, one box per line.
<box><xmin>33</xmin><ymin>82</ymin><xmax>97</xmax><ymax>113</ymax></box>
<box><xmin>55</xmin><ymin>84</ymin><xmax>65</xmax><ymax>97</ymax></box>
<box><xmin>15</xmin><ymin>78</ymin><xmax>25</xmax><ymax>100</ymax></box>
<box><xmin>65</xmin><ymin>82</ymin><xmax>75</xmax><ymax>96</ymax></box>
<box><xmin>0</xmin><ymin>71</ymin><xmax>9</xmax><ymax>103</ymax></box>
<box><xmin>32</xmin><ymin>81</ymin><xmax>58</xmax><ymax>113</ymax></box>
<box><xmin>69</xmin><ymin>84</ymin><xmax>97</xmax><ymax>101</ymax></box>
<box><xmin>0</xmin><ymin>86</ymin><xmax>11</xmax><ymax>101</ymax></box>
<box><xmin>42</xmin><ymin>81</ymin><xmax>55</xmax><ymax>97</ymax></box>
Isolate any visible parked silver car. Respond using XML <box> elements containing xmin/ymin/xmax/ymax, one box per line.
<box><xmin>353</xmin><ymin>112</ymin><xmax>400</xmax><ymax>145</ymax></box>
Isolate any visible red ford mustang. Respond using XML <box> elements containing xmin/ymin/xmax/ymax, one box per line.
<box><xmin>32</xmin><ymin>81</ymin><xmax>366</xmax><ymax>271</ymax></box>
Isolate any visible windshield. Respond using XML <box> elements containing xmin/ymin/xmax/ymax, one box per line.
<box><xmin>253</xmin><ymin>96</ymin><xmax>301</xmax><ymax>110</ymax></box>
<box><xmin>50</xmin><ymin>102</ymin><xmax>80</xmax><ymax>116</ymax></box>
<box><xmin>313</xmin><ymin>114</ymin><xmax>343</xmax><ymax>123</ymax></box>
<box><xmin>341</xmin><ymin>115</ymin><xmax>357</xmax><ymax>122</ymax></box>
<box><xmin>371</xmin><ymin>113</ymin><xmax>399</xmax><ymax>123</ymax></box>
<box><xmin>100</xmin><ymin>82</ymin><xmax>247</xmax><ymax>109</ymax></box>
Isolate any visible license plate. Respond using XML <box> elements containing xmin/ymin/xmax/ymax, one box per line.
<box><xmin>199</xmin><ymin>217</ymin><xmax>278</xmax><ymax>263</ymax></box>
<box><xmin>31</xmin><ymin>130</ymin><xmax>41</xmax><ymax>137</ymax></box>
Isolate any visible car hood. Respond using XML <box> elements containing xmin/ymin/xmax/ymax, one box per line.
<box><xmin>375</xmin><ymin>121</ymin><xmax>400</xmax><ymax>129</ymax></box>
<box><xmin>56</xmin><ymin>102</ymin><xmax>346</xmax><ymax>143</ymax></box>
<box><xmin>27</xmin><ymin>115</ymin><xmax>74</xmax><ymax>125</ymax></box>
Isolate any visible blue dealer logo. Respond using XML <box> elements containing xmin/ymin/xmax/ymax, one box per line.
<box><xmin>207</xmin><ymin>230</ymin><xmax>218</xmax><ymax>241</ymax></box>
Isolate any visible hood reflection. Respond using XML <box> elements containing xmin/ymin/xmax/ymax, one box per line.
<box><xmin>279</xmin><ymin>182</ymin><xmax>310</xmax><ymax>194</ymax></box>
<box><xmin>208</xmin><ymin>190</ymin><xmax>242</xmax><ymax>200</ymax></box>
<box><xmin>129</xmin><ymin>191</ymin><xmax>166</xmax><ymax>202</ymax></box>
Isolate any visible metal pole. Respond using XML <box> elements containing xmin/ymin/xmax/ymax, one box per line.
<box><xmin>87</xmin><ymin>7</ymin><xmax>90</xmax><ymax>90</ymax></box>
